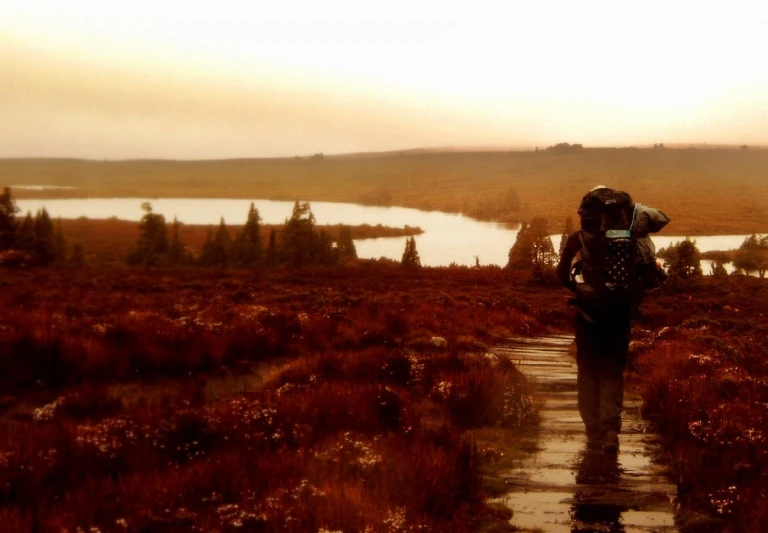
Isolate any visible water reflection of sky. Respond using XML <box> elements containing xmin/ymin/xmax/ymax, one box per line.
<box><xmin>570</xmin><ymin>450</ymin><xmax>626</xmax><ymax>533</ymax></box>
<box><xmin>10</xmin><ymin>185</ymin><xmax>78</xmax><ymax>191</ymax></box>
<box><xmin>14</xmin><ymin>198</ymin><xmax>765</xmax><ymax>268</ymax></box>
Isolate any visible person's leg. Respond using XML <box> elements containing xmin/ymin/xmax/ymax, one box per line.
<box><xmin>598</xmin><ymin>357</ymin><xmax>625</xmax><ymax>435</ymax></box>
<box><xmin>575</xmin><ymin>314</ymin><xmax>601</xmax><ymax>443</ymax></box>
<box><xmin>577</xmin><ymin>358</ymin><xmax>601</xmax><ymax>441</ymax></box>
<box><xmin>597</xmin><ymin>314</ymin><xmax>631</xmax><ymax>452</ymax></box>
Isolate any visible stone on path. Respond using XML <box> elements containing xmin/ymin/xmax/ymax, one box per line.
<box><xmin>492</xmin><ymin>335</ymin><xmax>679</xmax><ymax>533</ymax></box>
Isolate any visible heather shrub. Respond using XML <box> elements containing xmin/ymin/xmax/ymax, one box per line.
<box><xmin>0</xmin><ymin>266</ymin><xmax>554</xmax><ymax>531</ymax></box>
<box><xmin>637</xmin><ymin>338</ymin><xmax>768</xmax><ymax>531</ymax></box>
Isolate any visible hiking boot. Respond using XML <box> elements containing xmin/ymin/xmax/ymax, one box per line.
<box><xmin>602</xmin><ymin>430</ymin><xmax>619</xmax><ymax>453</ymax></box>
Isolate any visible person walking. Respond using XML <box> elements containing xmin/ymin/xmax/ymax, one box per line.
<box><xmin>556</xmin><ymin>186</ymin><xmax>669</xmax><ymax>453</ymax></box>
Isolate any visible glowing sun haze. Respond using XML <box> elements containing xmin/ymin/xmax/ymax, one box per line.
<box><xmin>1</xmin><ymin>0</ymin><xmax>767</xmax><ymax>159</ymax></box>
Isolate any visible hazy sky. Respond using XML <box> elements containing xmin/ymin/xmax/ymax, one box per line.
<box><xmin>1</xmin><ymin>1</ymin><xmax>767</xmax><ymax>159</ymax></box>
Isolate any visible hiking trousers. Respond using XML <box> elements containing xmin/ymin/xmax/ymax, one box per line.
<box><xmin>574</xmin><ymin>310</ymin><xmax>631</xmax><ymax>437</ymax></box>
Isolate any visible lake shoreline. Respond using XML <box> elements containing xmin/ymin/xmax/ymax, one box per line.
<box><xmin>15</xmin><ymin>197</ymin><xmax>766</xmax><ymax>270</ymax></box>
<box><xmin>9</xmin><ymin>189</ymin><xmax>766</xmax><ymax>237</ymax></box>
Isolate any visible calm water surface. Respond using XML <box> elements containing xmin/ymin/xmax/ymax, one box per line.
<box><xmin>15</xmin><ymin>198</ymin><xmax>763</xmax><ymax>269</ymax></box>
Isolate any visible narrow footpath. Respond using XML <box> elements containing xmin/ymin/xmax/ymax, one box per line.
<box><xmin>492</xmin><ymin>336</ymin><xmax>679</xmax><ymax>533</ymax></box>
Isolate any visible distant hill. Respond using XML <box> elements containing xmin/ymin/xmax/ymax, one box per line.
<box><xmin>2</xmin><ymin>147</ymin><xmax>767</xmax><ymax>235</ymax></box>
<box><xmin>331</xmin><ymin>143</ymin><xmax>767</xmax><ymax>158</ymax></box>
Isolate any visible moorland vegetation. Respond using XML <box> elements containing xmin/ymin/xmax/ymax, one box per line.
<box><xmin>2</xmin><ymin>186</ymin><xmax>566</xmax><ymax>531</ymax></box>
<box><xmin>1</xmin><ymin>162</ymin><xmax>767</xmax><ymax>531</ymax></box>
<box><xmin>1</xmin><ymin>260</ymin><xmax>765</xmax><ymax>532</ymax></box>
<box><xmin>0</xmin><ymin>266</ymin><xmax>568</xmax><ymax>532</ymax></box>
<box><xmin>633</xmin><ymin>276</ymin><xmax>768</xmax><ymax>532</ymax></box>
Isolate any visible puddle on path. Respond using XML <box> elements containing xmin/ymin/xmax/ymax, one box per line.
<box><xmin>492</xmin><ymin>335</ymin><xmax>679</xmax><ymax>533</ymax></box>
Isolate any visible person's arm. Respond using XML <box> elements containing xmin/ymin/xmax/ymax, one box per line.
<box><xmin>556</xmin><ymin>231</ymin><xmax>581</xmax><ymax>290</ymax></box>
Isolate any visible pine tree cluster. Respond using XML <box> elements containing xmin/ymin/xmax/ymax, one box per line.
<box><xmin>506</xmin><ymin>216</ymin><xmax>556</xmax><ymax>279</ymax></box>
<box><xmin>0</xmin><ymin>187</ymin><xmax>69</xmax><ymax>265</ymax></box>
<box><xmin>663</xmin><ymin>239</ymin><xmax>703</xmax><ymax>279</ymax></box>
<box><xmin>733</xmin><ymin>234</ymin><xmax>768</xmax><ymax>278</ymax></box>
<box><xmin>129</xmin><ymin>200</ymin><xmax>358</xmax><ymax>269</ymax></box>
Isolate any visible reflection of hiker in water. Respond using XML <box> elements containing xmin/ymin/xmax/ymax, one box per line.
<box><xmin>557</xmin><ymin>186</ymin><xmax>670</xmax><ymax>452</ymax></box>
<box><xmin>570</xmin><ymin>450</ymin><xmax>626</xmax><ymax>533</ymax></box>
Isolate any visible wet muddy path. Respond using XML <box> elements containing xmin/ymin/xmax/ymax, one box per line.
<box><xmin>492</xmin><ymin>336</ymin><xmax>679</xmax><ymax>533</ymax></box>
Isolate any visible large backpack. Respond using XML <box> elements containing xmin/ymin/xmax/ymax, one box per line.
<box><xmin>575</xmin><ymin>188</ymin><xmax>638</xmax><ymax>311</ymax></box>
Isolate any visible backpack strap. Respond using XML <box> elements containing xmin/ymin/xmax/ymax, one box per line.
<box><xmin>628</xmin><ymin>203</ymin><xmax>638</xmax><ymax>234</ymax></box>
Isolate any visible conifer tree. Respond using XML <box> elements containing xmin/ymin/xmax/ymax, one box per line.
<box><xmin>282</xmin><ymin>201</ymin><xmax>315</xmax><ymax>267</ymax></box>
<box><xmin>507</xmin><ymin>217</ymin><xmax>556</xmax><ymax>277</ymax></box>
<box><xmin>127</xmin><ymin>202</ymin><xmax>168</xmax><ymax>269</ymax></box>
<box><xmin>336</xmin><ymin>225</ymin><xmax>357</xmax><ymax>262</ymax></box>
<box><xmin>266</xmin><ymin>228</ymin><xmax>277</xmax><ymax>269</ymax></box>
<box><xmin>54</xmin><ymin>218</ymin><xmax>67</xmax><ymax>264</ymax></box>
<box><xmin>213</xmin><ymin>217</ymin><xmax>231</xmax><ymax>267</ymax></box>
<box><xmin>507</xmin><ymin>221</ymin><xmax>532</xmax><ymax>269</ymax></box>
<box><xmin>168</xmin><ymin>217</ymin><xmax>186</xmax><ymax>265</ymax></box>
<box><xmin>199</xmin><ymin>218</ymin><xmax>231</xmax><ymax>268</ymax></box>
<box><xmin>233</xmin><ymin>203</ymin><xmax>263</xmax><ymax>267</ymax></box>
<box><xmin>33</xmin><ymin>208</ymin><xmax>56</xmax><ymax>264</ymax></box>
<box><xmin>316</xmin><ymin>229</ymin><xmax>334</xmax><ymax>266</ymax></box>
<box><xmin>15</xmin><ymin>212</ymin><xmax>36</xmax><ymax>253</ymax></box>
<box><xmin>530</xmin><ymin>218</ymin><xmax>557</xmax><ymax>279</ymax></box>
<box><xmin>0</xmin><ymin>187</ymin><xmax>19</xmax><ymax>250</ymax></box>
<box><xmin>710</xmin><ymin>261</ymin><xmax>728</xmax><ymax>277</ymax></box>
<box><xmin>199</xmin><ymin>227</ymin><xmax>217</xmax><ymax>266</ymax></box>
<box><xmin>733</xmin><ymin>234</ymin><xmax>768</xmax><ymax>278</ymax></box>
<box><xmin>401</xmin><ymin>236</ymin><xmax>421</xmax><ymax>268</ymax></box>
<box><xmin>4</xmin><ymin>207</ymin><xmax>61</xmax><ymax>264</ymax></box>
<box><xmin>667</xmin><ymin>239</ymin><xmax>703</xmax><ymax>279</ymax></box>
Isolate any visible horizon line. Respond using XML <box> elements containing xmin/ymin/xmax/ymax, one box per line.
<box><xmin>1</xmin><ymin>142</ymin><xmax>766</xmax><ymax>163</ymax></box>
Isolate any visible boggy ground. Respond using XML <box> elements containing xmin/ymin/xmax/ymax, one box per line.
<box><xmin>0</xmin><ymin>267</ymin><xmax>765</xmax><ymax>532</ymax></box>
<box><xmin>0</xmin><ymin>266</ymin><xmax>569</xmax><ymax>532</ymax></box>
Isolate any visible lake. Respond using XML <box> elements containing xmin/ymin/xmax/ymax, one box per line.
<box><xmin>14</xmin><ymin>197</ymin><xmax>763</xmax><ymax>270</ymax></box>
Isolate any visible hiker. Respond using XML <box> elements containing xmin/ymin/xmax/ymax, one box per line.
<box><xmin>556</xmin><ymin>186</ymin><xmax>669</xmax><ymax>452</ymax></box>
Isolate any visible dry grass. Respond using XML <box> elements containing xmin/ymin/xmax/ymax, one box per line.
<box><xmin>4</xmin><ymin>147</ymin><xmax>768</xmax><ymax>234</ymax></box>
